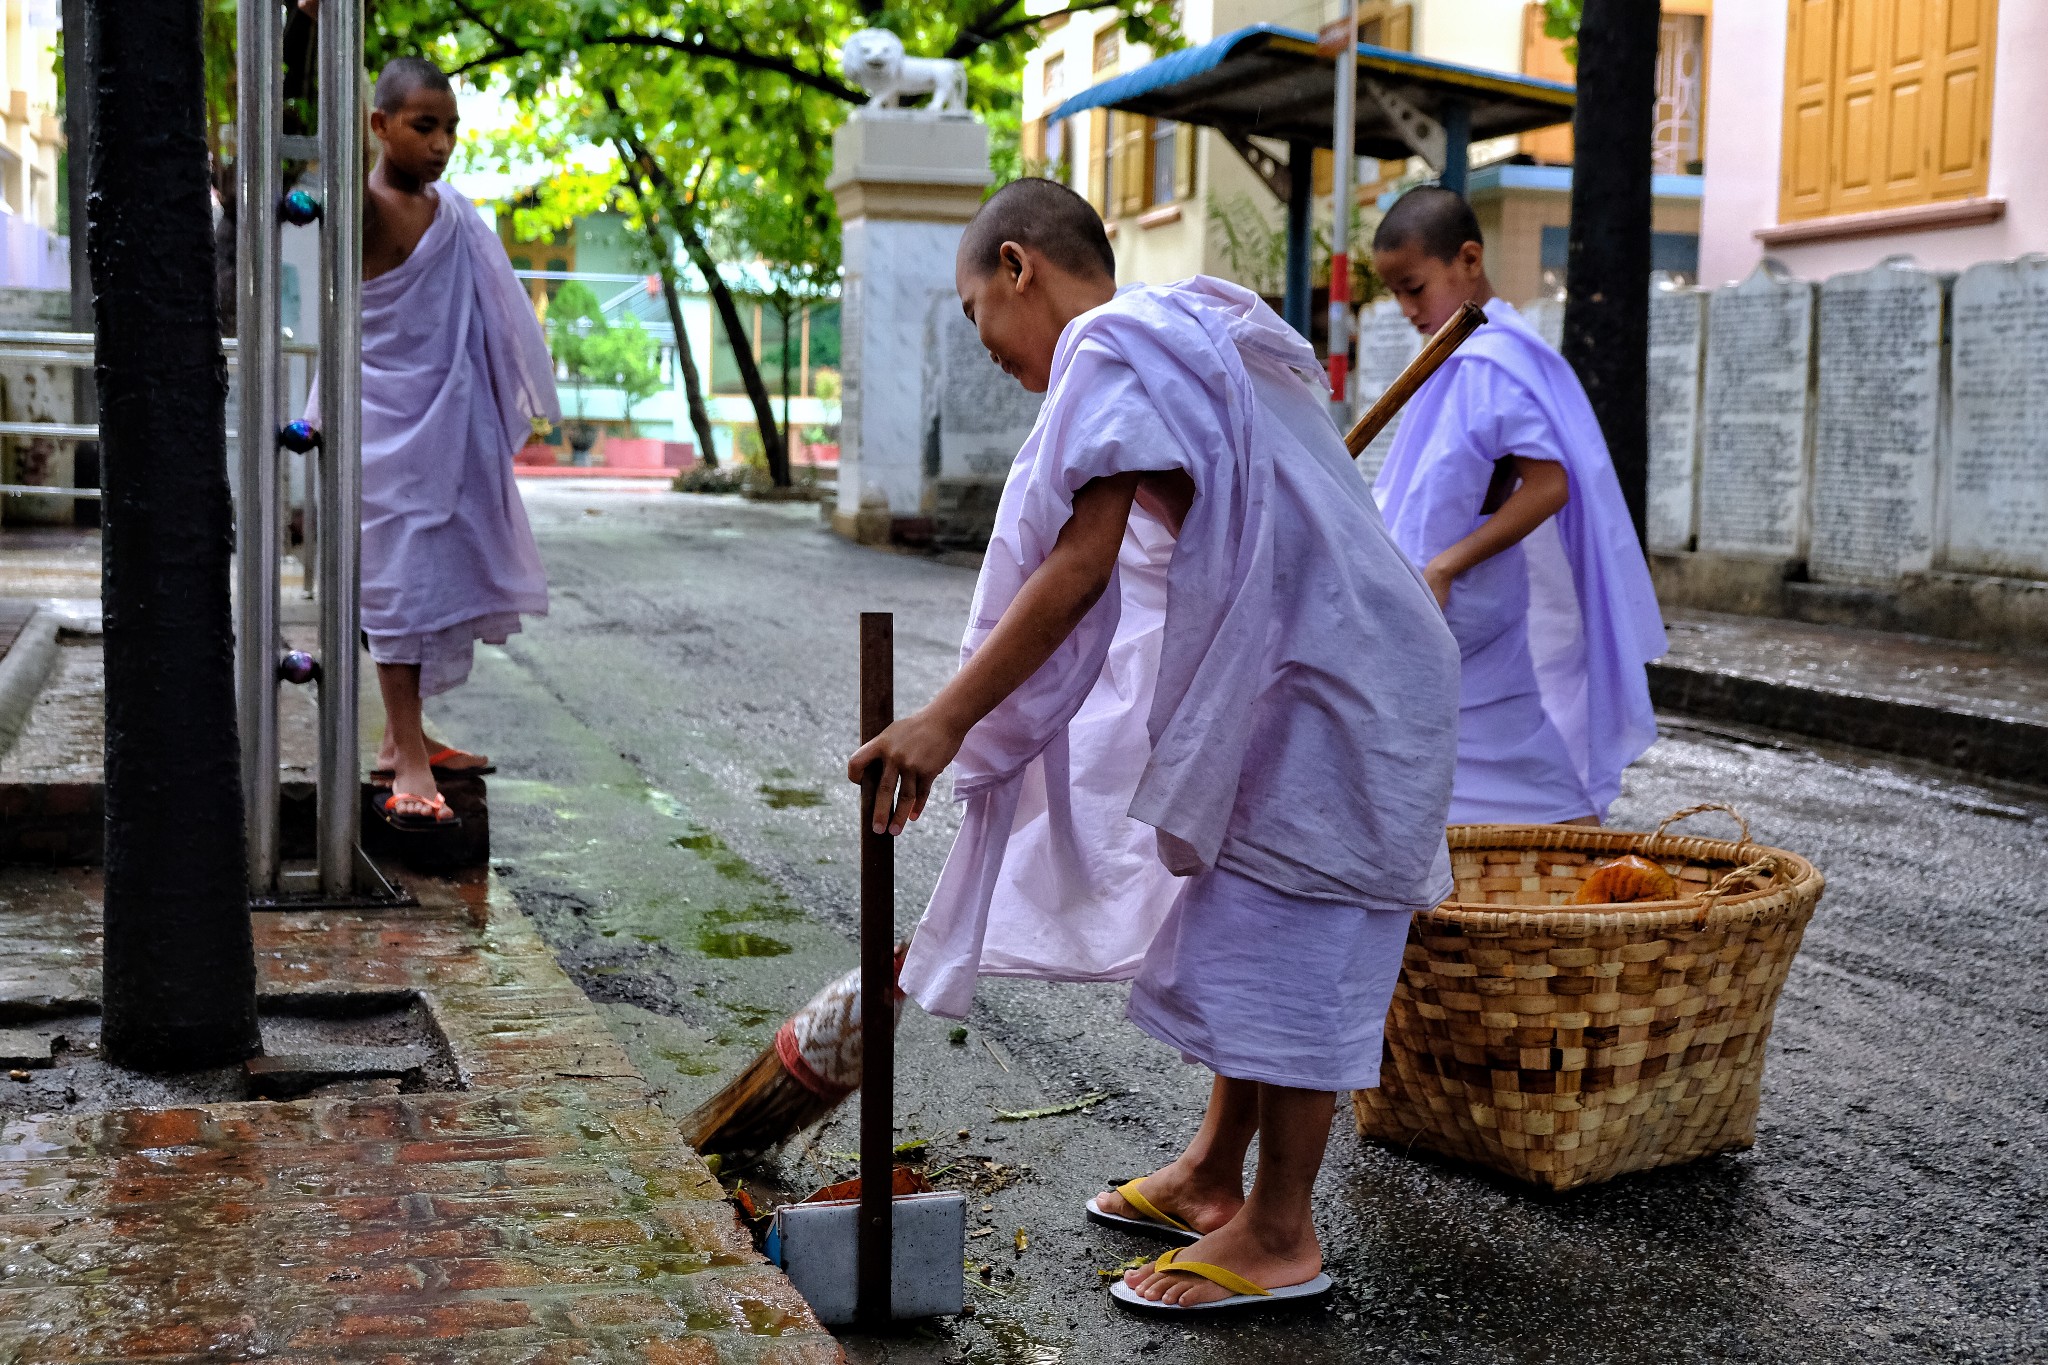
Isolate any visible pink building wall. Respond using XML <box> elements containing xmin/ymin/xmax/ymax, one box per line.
<box><xmin>1698</xmin><ymin>2</ymin><xmax>2048</xmax><ymax>287</ymax></box>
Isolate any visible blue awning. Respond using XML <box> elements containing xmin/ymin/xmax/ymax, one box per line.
<box><xmin>1048</xmin><ymin>25</ymin><xmax>1574</xmax><ymax>160</ymax></box>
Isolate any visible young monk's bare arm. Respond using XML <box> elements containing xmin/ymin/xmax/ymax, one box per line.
<box><xmin>1423</xmin><ymin>455</ymin><xmax>1568</xmax><ymax>608</ymax></box>
<box><xmin>848</xmin><ymin>470</ymin><xmax>1144</xmax><ymax>834</ymax></box>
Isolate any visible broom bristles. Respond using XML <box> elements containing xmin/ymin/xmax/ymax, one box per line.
<box><xmin>683</xmin><ymin>1046</ymin><xmax>842</xmax><ymax>1159</ymax></box>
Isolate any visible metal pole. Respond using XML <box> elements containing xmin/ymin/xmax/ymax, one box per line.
<box><xmin>857</xmin><ymin>611</ymin><xmax>895</xmax><ymax>1327</ymax></box>
<box><xmin>1441</xmin><ymin>100</ymin><xmax>1471</xmax><ymax>196</ymax></box>
<box><xmin>236</xmin><ymin>0</ymin><xmax>284</xmax><ymax>894</ymax></box>
<box><xmin>1282</xmin><ymin>140</ymin><xmax>1313</xmax><ymax>339</ymax></box>
<box><xmin>316</xmin><ymin>0</ymin><xmax>363</xmax><ymax>896</ymax></box>
<box><xmin>1327</xmin><ymin>0</ymin><xmax>1357</xmax><ymax>419</ymax></box>
<box><xmin>88</xmin><ymin>0</ymin><xmax>260</xmax><ymax>1073</ymax></box>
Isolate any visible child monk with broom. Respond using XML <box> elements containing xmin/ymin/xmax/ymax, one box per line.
<box><xmin>847</xmin><ymin>179</ymin><xmax>1460</xmax><ymax>1317</ymax></box>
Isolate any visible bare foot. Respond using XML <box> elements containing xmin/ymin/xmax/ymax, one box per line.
<box><xmin>1122</xmin><ymin>1209</ymin><xmax>1322</xmax><ymax>1306</ymax></box>
<box><xmin>420</xmin><ymin>733</ymin><xmax>491</xmax><ymax>770</ymax></box>
<box><xmin>1094</xmin><ymin>1161</ymin><xmax>1245</xmax><ymax>1237</ymax></box>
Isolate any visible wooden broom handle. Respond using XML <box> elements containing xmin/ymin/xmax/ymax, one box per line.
<box><xmin>1343</xmin><ymin>300</ymin><xmax>1488</xmax><ymax>457</ymax></box>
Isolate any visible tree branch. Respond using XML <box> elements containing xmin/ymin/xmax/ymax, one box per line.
<box><xmin>967</xmin><ymin>0</ymin><xmax>1126</xmax><ymax>51</ymax></box>
<box><xmin>944</xmin><ymin>0</ymin><xmax>1027</xmax><ymax>59</ymax></box>
<box><xmin>599</xmin><ymin>32</ymin><xmax>861</xmax><ymax>102</ymax></box>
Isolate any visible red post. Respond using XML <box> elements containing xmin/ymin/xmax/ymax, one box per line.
<box><xmin>856</xmin><ymin>612</ymin><xmax>895</xmax><ymax>1326</ymax></box>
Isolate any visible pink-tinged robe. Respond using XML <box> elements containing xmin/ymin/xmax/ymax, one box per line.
<box><xmin>1373</xmin><ymin>297</ymin><xmax>1667</xmax><ymax>824</ymax></box>
<box><xmin>336</xmin><ymin>183</ymin><xmax>557</xmax><ymax>696</ymax></box>
<box><xmin>898</xmin><ymin>278</ymin><xmax>1461</xmax><ymax>1029</ymax></box>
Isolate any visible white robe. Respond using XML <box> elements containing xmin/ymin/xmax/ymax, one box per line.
<box><xmin>899</xmin><ymin>278</ymin><xmax>1461</xmax><ymax>1020</ymax></box>
<box><xmin>329</xmin><ymin>184</ymin><xmax>558</xmax><ymax>696</ymax></box>
<box><xmin>1372</xmin><ymin>298</ymin><xmax>1666</xmax><ymax>823</ymax></box>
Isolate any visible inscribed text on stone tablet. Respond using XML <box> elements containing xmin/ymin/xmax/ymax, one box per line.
<box><xmin>1698</xmin><ymin>267</ymin><xmax>1814</xmax><ymax>557</ymax></box>
<box><xmin>1943</xmin><ymin>256</ymin><xmax>2048</xmax><ymax>579</ymax></box>
<box><xmin>1809</xmin><ymin>262</ymin><xmax>1945</xmax><ymax>586</ymax></box>
<box><xmin>1646</xmin><ymin>287</ymin><xmax>1704</xmax><ymax>551</ymax></box>
<box><xmin>1352</xmin><ymin>301</ymin><xmax>1420</xmax><ymax>482</ymax></box>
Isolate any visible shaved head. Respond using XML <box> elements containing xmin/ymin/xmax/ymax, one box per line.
<box><xmin>959</xmin><ymin>177</ymin><xmax>1115</xmax><ymax>284</ymax></box>
<box><xmin>374</xmin><ymin>57</ymin><xmax>453</xmax><ymax>114</ymax></box>
<box><xmin>1372</xmin><ymin>185</ymin><xmax>1483</xmax><ymax>262</ymax></box>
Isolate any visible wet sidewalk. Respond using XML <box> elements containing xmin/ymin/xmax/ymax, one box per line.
<box><xmin>1652</xmin><ymin>608</ymin><xmax>2048</xmax><ymax>786</ymax></box>
<box><xmin>0</xmin><ymin>867</ymin><xmax>841</xmax><ymax>1363</ymax></box>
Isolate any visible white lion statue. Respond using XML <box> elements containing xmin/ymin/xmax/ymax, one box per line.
<box><xmin>841</xmin><ymin>28</ymin><xmax>968</xmax><ymax>115</ymax></box>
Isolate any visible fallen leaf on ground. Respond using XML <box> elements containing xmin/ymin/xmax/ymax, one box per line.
<box><xmin>994</xmin><ymin>1092</ymin><xmax>1111</xmax><ymax>1122</ymax></box>
<box><xmin>1013</xmin><ymin>1227</ymin><xmax>1029</xmax><ymax>1252</ymax></box>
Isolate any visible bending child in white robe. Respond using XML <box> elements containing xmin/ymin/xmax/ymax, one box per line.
<box><xmin>1369</xmin><ymin>187</ymin><xmax>1666</xmax><ymax>824</ymax></box>
<box><xmin>848</xmin><ymin>180</ymin><xmax>1458</xmax><ymax>1316</ymax></box>
<box><xmin>348</xmin><ymin>60</ymin><xmax>556</xmax><ymax>829</ymax></box>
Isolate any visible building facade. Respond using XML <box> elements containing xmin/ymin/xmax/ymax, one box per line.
<box><xmin>1697</xmin><ymin>0</ymin><xmax>2042</xmax><ymax>286</ymax></box>
<box><xmin>0</xmin><ymin>0</ymin><xmax>65</xmax><ymax>289</ymax></box>
<box><xmin>1022</xmin><ymin>1</ymin><xmax>1711</xmax><ymax>307</ymax></box>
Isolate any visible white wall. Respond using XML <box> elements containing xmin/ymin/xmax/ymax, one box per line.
<box><xmin>1699</xmin><ymin>2</ymin><xmax>2048</xmax><ymax>286</ymax></box>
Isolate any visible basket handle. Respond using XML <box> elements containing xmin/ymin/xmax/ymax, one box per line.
<box><xmin>1690</xmin><ymin>853</ymin><xmax>1780</xmax><ymax>928</ymax></box>
<box><xmin>1652</xmin><ymin>802</ymin><xmax>1751</xmax><ymax>847</ymax></box>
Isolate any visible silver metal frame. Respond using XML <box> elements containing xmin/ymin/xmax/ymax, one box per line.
<box><xmin>316</xmin><ymin>0</ymin><xmax>365</xmax><ymax>897</ymax></box>
<box><xmin>236</xmin><ymin>0</ymin><xmax>285</xmax><ymax>893</ymax></box>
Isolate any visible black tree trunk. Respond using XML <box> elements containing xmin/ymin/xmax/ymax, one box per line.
<box><xmin>87</xmin><ymin>0</ymin><xmax>259</xmax><ymax>1072</ymax></box>
<box><xmin>1561</xmin><ymin>0</ymin><xmax>1660</xmax><ymax>545</ymax></box>
<box><xmin>617</xmin><ymin>126</ymin><xmax>792</xmax><ymax>487</ymax></box>
<box><xmin>619</xmin><ymin>163</ymin><xmax>720</xmax><ymax>468</ymax></box>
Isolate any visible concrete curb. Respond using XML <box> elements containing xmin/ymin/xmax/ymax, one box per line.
<box><xmin>1648</xmin><ymin>659</ymin><xmax>2048</xmax><ymax>787</ymax></box>
<box><xmin>0</xmin><ymin>606</ymin><xmax>58</xmax><ymax>757</ymax></box>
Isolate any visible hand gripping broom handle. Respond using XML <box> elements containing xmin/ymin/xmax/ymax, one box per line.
<box><xmin>1342</xmin><ymin>301</ymin><xmax>1488</xmax><ymax>457</ymax></box>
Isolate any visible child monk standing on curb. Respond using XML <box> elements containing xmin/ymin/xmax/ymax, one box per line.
<box><xmin>847</xmin><ymin>179</ymin><xmax>1460</xmax><ymax>1316</ymax></box>
<box><xmin>337</xmin><ymin>58</ymin><xmax>557</xmax><ymax>829</ymax></box>
<box><xmin>1369</xmin><ymin>187</ymin><xmax>1666</xmax><ymax>825</ymax></box>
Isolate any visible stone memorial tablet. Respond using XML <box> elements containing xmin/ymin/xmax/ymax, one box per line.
<box><xmin>1698</xmin><ymin>264</ymin><xmax>1815</xmax><ymax>557</ymax></box>
<box><xmin>921</xmin><ymin>297</ymin><xmax>1043</xmax><ymax>541</ymax></box>
<box><xmin>1942</xmin><ymin>255</ymin><xmax>2048</xmax><ymax>579</ymax></box>
<box><xmin>1351</xmin><ymin>300</ymin><xmax>1420</xmax><ymax>483</ymax></box>
<box><xmin>1809</xmin><ymin>259</ymin><xmax>1945</xmax><ymax>585</ymax></box>
<box><xmin>1646</xmin><ymin>286</ymin><xmax>1705</xmax><ymax>551</ymax></box>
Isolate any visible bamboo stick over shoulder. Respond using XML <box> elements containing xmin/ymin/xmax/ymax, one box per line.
<box><xmin>1343</xmin><ymin>300</ymin><xmax>1487</xmax><ymax>457</ymax></box>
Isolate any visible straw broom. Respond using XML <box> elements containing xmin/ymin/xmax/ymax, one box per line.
<box><xmin>682</xmin><ymin>303</ymin><xmax>1487</xmax><ymax>1161</ymax></box>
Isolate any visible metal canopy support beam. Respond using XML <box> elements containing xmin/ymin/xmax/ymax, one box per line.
<box><xmin>1363</xmin><ymin>78</ymin><xmax>1447</xmax><ymax>169</ymax></box>
<box><xmin>317</xmin><ymin>0</ymin><xmax>365</xmax><ymax>897</ymax></box>
<box><xmin>1221</xmin><ymin>129</ymin><xmax>1291</xmax><ymax>203</ymax></box>
<box><xmin>236</xmin><ymin>0</ymin><xmax>283</xmax><ymax>895</ymax></box>
<box><xmin>1283</xmin><ymin>140</ymin><xmax>1313</xmax><ymax>340</ymax></box>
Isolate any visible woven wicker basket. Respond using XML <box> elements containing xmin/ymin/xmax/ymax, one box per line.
<box><xmin>1353</xmin><ymin>804</ymin><xmax>1824</xmax><ymax>1192</ymax></box>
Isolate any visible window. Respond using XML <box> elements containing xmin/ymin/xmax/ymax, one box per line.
<box><xmin>1093</xmin><ymin>25</ymin><xmax>1120</xmax><ymax>73</ymax></box>
<box><xmin>1358</xmin><ymin>2</ymin><xmax>1413</xmax><ymax>50</ymax></box>
<box><xmin>1521</xmin><ymin>5</ymin><xmax>1715</xmax><ymax>172</ymax></box>
<box><xmin>1043</xmin><ymin>51</ymin><xmax>1067</xmax><ymax>98</ymax></box>
<box><xmin>1654</xmin><ymin>14</ymin><xmax>1707</xmax><ymax>174</ymax></box>
<box><xmin>1151</xmin><ymin>122</ymin><xmax>1178</xmax><ymax>208</ymax></box>
<box><xmin>1046</xmin><ymin>119</ymin><xmax>1070</xmax><ymax>178</ymax></box>
<box><xmin>1780</xmin><ymin>0</ymin><xmax>1997</xmax><ymax>222</ymax></box>
<box><xmin>1110</xmin><ymin>111</ymin><xmax>1150</xmax><ymax>218</ymax></box>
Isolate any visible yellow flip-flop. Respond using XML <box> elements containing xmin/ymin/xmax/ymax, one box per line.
<box><xmin>1084</xmin><ymin>1179</ymin><xmax>1200</xmax><ymax>1245</ymax></box>
<box><xmin>1108</xmin><ymin>1246</ymin><xmax>1334</xmax><ymax>1316</ymax></box>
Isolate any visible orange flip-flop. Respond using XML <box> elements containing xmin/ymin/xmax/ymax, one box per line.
<box><xmin>373</xmin><ymin>788</ymin><xmax>462</xmax><ymax>832</ymax></box>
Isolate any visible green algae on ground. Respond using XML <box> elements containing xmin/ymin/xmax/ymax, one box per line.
<box><xmin>670</xmin><ymin>825</ymin><xmax>766</xmax><ymax>884</ymax></box>
<box><xmin>696</xmin><ymin>929</ymin><xmax>792</xmax><ymax>959</ymax></box>
<box><xmin>758</xmin><ymin>783</ymin><xmax>826</xmax><ymax>809</ymax></box>
<box><xmin>654</xmin><ymin>1047</ymin><xmax>726</xmax><ymax>1077</ymax></box>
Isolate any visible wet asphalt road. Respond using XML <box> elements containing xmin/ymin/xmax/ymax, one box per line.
<box><xmin>436</xmin><ymin>484</ymin><xmax>2045</xmax><ymax>1365</ymax></box>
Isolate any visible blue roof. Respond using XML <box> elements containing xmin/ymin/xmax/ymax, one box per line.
<box><xmin>1048</xmin><ymin>25</ymin><xmax>1574</xmax><ymax>158</ymax></box>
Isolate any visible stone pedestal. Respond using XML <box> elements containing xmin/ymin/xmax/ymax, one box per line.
<box><xmin>827</xmin><ymin>112</ymin><xmax>992</xmax><ymax>545</ymax></box>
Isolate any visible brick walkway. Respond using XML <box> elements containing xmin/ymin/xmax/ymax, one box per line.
<box><xmin>0</xmin><ymin>871</ymin><xmax>843</xmax><ymax>1363</ymax></box>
